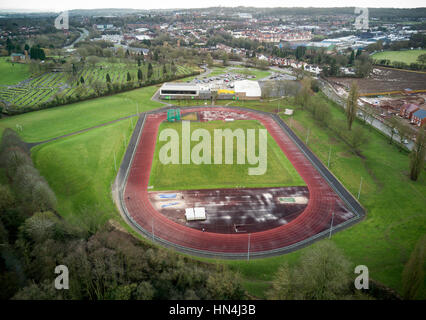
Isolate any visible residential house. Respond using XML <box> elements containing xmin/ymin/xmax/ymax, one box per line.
<box><xmin>412</xmin><ymin>109</ymin><xmax>426</xmax><ymax>127</ymax></box>
<box><xmin>400</xmin><ymin>103</ymin><xmax>419</xmax><ymax>120</ymax></box>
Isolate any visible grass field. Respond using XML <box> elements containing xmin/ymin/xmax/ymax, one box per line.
<box><xmin>13</xmin><ymin>82</ymin><xmax>426</xmax><ymax>299</ymax></box>
<box><xmin>0</xmin><ymin>85</ymin><xmax>163</xmax><ymax>142</ymax></box>
<box><xmin>0</xmin><ymin>59</ymin><xmax>197</xmax><ymax>109</ymax></box>
<box><xmin>0</xmin><ymin>57</ymin><xmax>30</xmax><ymax>85</ymax></box>
<box><xmin>209</xmin><ymin>94</ymin><xmax>426</xmax><ymax>299</ymax></box>
<box><xmin>372</xmin><ymin>49</ymin><xmax>426</xmax><ymax>65</ymax></box>
<box><xmin>148</xmin><ymin>120</ymin><xmax>305</xmax><ymax>190</ymax></box>
<box><xmin>229</xmin><ymin>67</ymin><xmax>271</xmax><ymax>80</ymax></box>
<box><xmin>32</xmin><ymin>118</ymin><xmax>134</xmax><ymax>225</ymax></box>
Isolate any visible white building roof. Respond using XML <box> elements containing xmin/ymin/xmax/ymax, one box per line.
<box><xmin>234</xmin><ymin>80</ymin><xmax>261</xmax><ymax>97</ymax></box>
<box><xmin>194</xmin><ymin>207</ymin><xmax>206</xmax><ymax>220</ymax></box>
<box><xmin>160</xmin><ymin>82</ymin><xmax>200</xmax><ymax>92</ymax></box>
<box><xmin>185</xmin><ymin>207</ymin><xmax>206</xmax><ymax>221</ymax></box>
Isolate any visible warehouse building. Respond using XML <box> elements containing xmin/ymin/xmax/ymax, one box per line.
<box><xmin>159</xmin><ymin>83</ymin><xmax>201</xmax><ymax>99</ymax></box>
<box><xmin>234</xmin><ymin>80</ymin><xmax>261</xmax><ymax>100</ymax></box>
<box><xmin>159</xmin><ymin>80</ymin><xmax>262</xmax><ymax>100</ymax></box>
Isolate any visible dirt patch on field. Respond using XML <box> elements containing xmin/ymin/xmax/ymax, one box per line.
<box><xmin>327</xmin><ymin>67</ymin><xmax>426</xmax><ymax>94</ymax></box>
<box><xmin>199</xmin><ymin>110</ymin><xmax>251</xmax><ymax>121</ymax></box>
<box><xmin>148</xmin><ymin>186</ymin><xmax>309</xmax><ymax>234</ymax></box>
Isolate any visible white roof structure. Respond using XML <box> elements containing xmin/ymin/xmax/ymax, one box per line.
<box><xmin>234</xmin><ymin>80</ymin><xmax>261</xmax><ymax>97</ymax></box>
<box><xmin>185</xmin><ymin>207</ymin><xmax>206</xmax><ymax>221</ymax></box>
<box><xmin>160</xmin><ymin>82</ymin><xmax>200</xmax><ymax>96</ymax></box>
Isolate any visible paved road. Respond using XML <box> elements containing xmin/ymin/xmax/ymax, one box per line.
<box><xmin>26</xmin><ymin>113</ymin><xmax>138</xmax><ymax>149</ymax></box>
<box><xmin>64</xmin><ymin>28</ymin><xmax>89</xmax><ymax>49</ymax></box>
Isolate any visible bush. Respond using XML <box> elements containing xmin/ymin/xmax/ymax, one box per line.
<box><xmin>2</xmin><ymin>148</ymin><xmax>33</xmax><ymax>179</ymax></box>
<box><xmin>267</xmin><ymin>241</ymin><xmax>353</xmax><ymax>300</ymax></box>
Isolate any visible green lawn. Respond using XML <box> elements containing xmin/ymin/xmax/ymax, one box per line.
<box><xmin>0</xmin><ymin>57</ymin><xmax>30</xmax><ymax>85</ymax></box>
<box><xmin>0</xmin><ymin>85</ymin><xmax>163</xmax><ymax>142</ymax></box>
<box><xmin>372</xmin><ymin>49</ymin><xmax>426</xmax><ymax>65</ymax></box>
<box><xmin>32</xmin><ymin>118</ymin><xmax>134</xmax><ymax>225</ymax></box>
<box><xmin>148</xmin><ymin>120</ymin><xmax>305</xmax><ymax>190</ymax></box>
<box><xmin>212</xmin><ymin>94</ymin><xmax>426</xmax><ymax>299</ymax></box>
<box><xmin>229</xmin><ymin>67</ymin><xmax>271</xmax><ymax>80</ymax></box>
<box><xmin>23</xmin><ymin>85</ymin><xmax>426</xmax><ymax>299</ymax></box>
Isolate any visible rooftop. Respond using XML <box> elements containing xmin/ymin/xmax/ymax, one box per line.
<box><xmin>413</xmin><ymin>109</ymin><xmax>426</xmax><ymax>119</ymax></box>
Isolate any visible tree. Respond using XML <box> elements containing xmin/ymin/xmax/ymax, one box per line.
<box><xmin>171</xmin><ymin>60</ymin><xmax>177</xmax><ymax>75</ymax></box>
<box><xmin>295</xmin><ymin>46</ymin><xmax>306</xmax><ymax>60</ymax></box>
<box><xmin>347</xmin><ymin>126</ymin><xmax>369</xmax><ymax>154</ymax></box>
<box><xmin>387</xmin><ymin>116</ymin><xmax>399</xmax><ymax>144</ymax></box>
<box><xmin>106</xmin><ymin>73</ymin><xmax>111</xmax><ymax>83</ymax></box>
<box><xmin>356</xmin><ymin>48</ymin><xmax>362</xmax><ymax>58</ymax></box>
<box><xmin>29</xmin><ymin>47</ymin><xmax>46</xmax><ymax>60</ymax></box>
<box><xmin>349</xmin><ymin>50</ymin><xmax>355</xmax><ymax>65</ymax></box>
<box><xmin>409</xmin><ymin>125</ymin><xmax>426</xmax><ymax>181</ymax></box>
<box><xmin>86</xmin><ymin>56</ymin><xmax>100</xmax><ymax>68</ymax></box>
<box><xmin>80</xmin><ymin>76</ymin><xmax>85</xmax><ymax>84</ymax></box>
<box><xmin>137</xmin><ymin>69</ymin><xmax>143</xmax><ymax>82</ymax></box>
<box><xmin>416</xmin><ymin>54</ymin><xmax>426</xmax><ymax>65</ymax></box>
<box><xmin>127</xmin><ymin>72</ymin><xmax>131</xmax><ymax>82</ymax></box>
<box><xmin>91</xmin><ymin>81</ymin><xmax>105</xmax><ymax>96</ymax></box>
<box><xmin>402</xmin><ymin>235</ymin><xmax>426</xmax><ymax>299</ymax></box>
<box><xmin>395</xmin><ymin>119</ymin><xmax>414</xmax><ymax>151</ymax></box>
<box><xmin>267</xmin><ymin>241</ymin><xmax>353</xmax><ymax>300</ymax></box>
<box><xmin>261</xmin><ymin>82</ymin><xmax>273</xmax><ymax>100</ymax></box>
<box><xmin>346</xmin><ymin>82</ymin><xmax>359</xmax><ymax>130</ymax></box>
<box><xmin>221</xmin><ymin>52</ymin><xmax>229</xmax><ymax>66</ymax></box>
<box><xmin>206</xmin><ymin>53</ymin><xmax>214</xmax><ymax>67</ymax></box>
<box><xmin>295</xmin><ymin>77</ymin><xmax>312</xmax><ymax>110</ymax></box>
<box><xmin>267</xmin><ymin>263</ymin><xmax>292</xmax><ymax>300</ymax></box>
<box><xmin>354</xmin><ymin>53</ymin><xmax>373</xmax><ymax>78</ymax></box>
<box><xmin>147</xmin><ymin>63</ymin><xmax>153</xmax><ymax>79</ymax></box>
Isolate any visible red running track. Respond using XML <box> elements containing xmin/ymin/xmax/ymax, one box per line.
<box><xmin>123</xmin><ymin>107</ymin><xmax>355</xmax><ymax>255</ymax></box>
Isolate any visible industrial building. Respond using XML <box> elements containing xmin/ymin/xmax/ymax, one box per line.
<box><xmin>159</xmin><ymin>80</ymin><xmax>261</xmax><ymax>101</ymax></box>
<box><xmin>234</xmin><ymin>80</ymin><xmax>262</xmax><ymax>100</ymax></box>
<box><xmin>159</xmin><ymin>83</ymin><xmax>201</xmax><ymax>99</ymax></box>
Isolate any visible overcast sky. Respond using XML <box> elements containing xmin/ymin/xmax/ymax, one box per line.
<box><xmin>0</xmin><ymin>0</ymin><xmax>424</xmax><ymax>12</ymax></box>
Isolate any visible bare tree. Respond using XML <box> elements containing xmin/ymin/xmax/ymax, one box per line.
<box><xmin>346</xmin><ymin>82</ymin><xmax>359</xmax><ymax>130</ymax></box>
<box><xmin>395</xmin><ymin>119</ymin><xmax>414</xmax><ymax>151</ymax></box>
<box><xmin>409</xmin><ymin>126</ymin><xmax>426</xmax><ymax>181</ymax></box>
<box><xmin>402</xmin><ymin>235</ymin><xmax>426</xmax><ymax>299</ymax></box>
<box><xmin>387</xmin><ymin>116</ymin><xmax>399</xmax><ymax>145</ymax></box>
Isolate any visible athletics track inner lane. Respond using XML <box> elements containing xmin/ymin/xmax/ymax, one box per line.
<box><xmin>123</xmin><ymin>107</ymin><xmax>356</xmax><ymax>255</ymax></box>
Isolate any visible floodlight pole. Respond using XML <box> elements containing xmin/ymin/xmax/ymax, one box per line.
<box><xmin>357</xmin><ymin>176</ymin><xmax>363</xmax><ymax>200</ymax></box>
<box><xmin>247</xmin><ymin>233</ymin><xmax>251</xmax><ymax>261</ymax></box>
<box><xmin>329</xmin><ymin>211</ymin><xmax>335</xmax><ymax>239</ymax></box>
<box><xmin>113</xmin><ymin>151</ymin><xmax>117</xmax><ymax>172</ymax></box>
<box><xmin>306</xmin><ymin>128</ymin><xmax>310</xmax><ymax>145</ymax></box>
<box><xmin>328</xmin><ymin>145</ymin><xmax>332</xmax><ymax>168</ymax></box>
